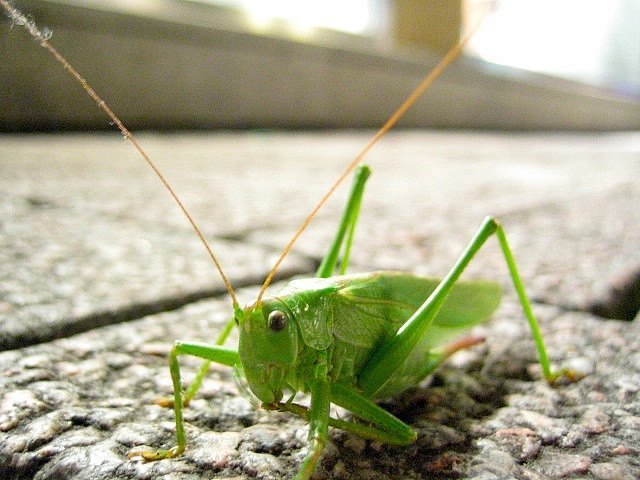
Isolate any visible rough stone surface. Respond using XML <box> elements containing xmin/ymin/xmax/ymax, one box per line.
<box><xmin>1</xmin><ymin>131</ymin><xmax>639</xmax><ymax>479</ymax></box>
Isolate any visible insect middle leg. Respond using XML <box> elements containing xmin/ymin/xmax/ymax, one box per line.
<box><xmin>358</xmin><ymin>216</ymin><xmax>579</xmax><ymax>397</ymax></box>
<box><xmin>270</xmin><ymin>379</ymin><xmax>416</xmax><ymax>479</ymax></box>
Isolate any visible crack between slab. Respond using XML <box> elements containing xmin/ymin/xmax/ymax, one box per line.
<box><xmin>532</xmin><ymin>282</ymin><xmax>640</xmax><ymax>322</ymax></box>
<box><xmin>587</xmin><ymin>267</ymin><xmax>640</xmax><ymax>321</ymax></box>
<box><xmin>8</xmin><ymin>260</ymin><xmax>637</xmax><ymax>352</ymax></box>
<box><xmin>530</xmin><ymin>268</ymin><xmax>640</xmax><ymax>322</ymax></box>
<box><xmin>3</xmin><ymin>263</ymin><xmax>317</xmax><ymax>352</ymax></box>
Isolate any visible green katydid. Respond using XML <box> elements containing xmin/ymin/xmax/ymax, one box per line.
<box><xmin>1</xmin><ymin>2</ymin><xmax>582</xmax><ymax>478</ymax></box>
<box><xmin>131</xmin><ymin>171</ymin><xmax>579</xmax><ymax>479</ymax></box>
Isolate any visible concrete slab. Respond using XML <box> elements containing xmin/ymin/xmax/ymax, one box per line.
<box><xmin>1</xmin><ymin>130</ymin><xmax>639</xmax><ymax>479</ymax></box>
<box><xmin>0</xmin><ymin>132</ymin><xmax>324</xmax><ymax>350</ymax></box>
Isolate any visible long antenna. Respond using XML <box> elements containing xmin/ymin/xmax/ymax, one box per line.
<box><xmin>1</xmin><ymin>0</ymin><xmax>240</xmax><ymax>308</ymax></box>
<box><xmin>256</xmin><ymin>22</ymin><xmax>482</xmax><ymax>303</ymax></box>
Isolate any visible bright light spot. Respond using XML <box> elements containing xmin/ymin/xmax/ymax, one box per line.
<box><xmin>207</xmin><ymin>0</ymin><xmax>371</xmax><ymax>35</ymax></box>
<box><xmin>468</xmin><ymin>0</ymin><xmax>618</xmax><ymax>84</ymax></box>
<box><xmin>244</xmin><ymin>3</ymin><xmax>276</xmax><ymax>31</ymax></box>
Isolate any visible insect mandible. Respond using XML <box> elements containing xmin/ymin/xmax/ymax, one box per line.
<box><xmin>1</xmin><ymin>2</ymin><xmax>582</xmax><ymax>479</ymax></box>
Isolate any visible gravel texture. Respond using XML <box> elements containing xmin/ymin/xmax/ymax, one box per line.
<box><xmin>1</xmin><ymin>131</ymin><xmax>639</xmax><ymax>479</ymax></box>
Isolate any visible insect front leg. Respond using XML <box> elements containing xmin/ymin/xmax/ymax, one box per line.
<box><xmin>128</xmin><ymin>341</ymin><xmax>239</xmax><ymax>461</ymax></box>
<box><xmin>154</xmin><ymin>317</ymin><xmax>236</xmax><ymax>409</ymax></box>
<box><xmin>358</xmin><ymin>216</ymin><xmax>580</xmax><ymax>397</ymax></box>
<box><xmin>294</xmin><ymin>379</ymin><xmax>331</xmax><ymax>480</ymax></box>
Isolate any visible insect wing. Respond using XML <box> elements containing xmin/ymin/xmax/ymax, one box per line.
<box><xmin>330</xmin><ymin>272</ymin><xmax>501</xmax><ymax>397</ymax></box>
<box><xmin>333</xmin><ymin>272</ymin><xmax>501</xmax><ymax>346</ymax></box>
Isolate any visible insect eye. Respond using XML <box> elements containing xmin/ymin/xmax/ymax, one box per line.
<box><xmin>267</xmin><ymin>310</ymin><xmax>287</xmax><ymax>332</ymax></box>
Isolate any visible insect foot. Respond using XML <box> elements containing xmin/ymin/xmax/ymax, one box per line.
<box><xmin>153</xmin><ymin>396</ymin><xmax>177</xmax><ymax>408</ymax></box>
<box><xmin>127</xmin><ymin>445</ymin><xmax>184</xmax><ymax>461</ymax></box>
<box><xmin>546</xmin><ymin>367</ymin><xmax>587</xmax><ymax>386</ymax></box>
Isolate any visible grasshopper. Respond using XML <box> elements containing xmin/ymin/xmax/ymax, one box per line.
<box><xmin>2</xmin><ymin>2</ymin><xmax>581</xmax><ymax>479</ymax></box>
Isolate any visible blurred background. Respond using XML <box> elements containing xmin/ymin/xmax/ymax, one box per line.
<box><xmin>1</xmin><ymin>0</ymin><xmax>639</xmax><ymax>131</ymax></box>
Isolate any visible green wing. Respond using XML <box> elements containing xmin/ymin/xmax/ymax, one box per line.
<box><xmin>332</xmin><ymin>271</ymin><xmax>501</xmax><ymax>349</ymax></box>
<box><xmin>329</xmin><ymin>272</ymin><xmax>501</xmax><ymax>398</ymax></box>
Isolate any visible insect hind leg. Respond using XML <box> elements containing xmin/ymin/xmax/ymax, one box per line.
<box><xmin>316</xmin><ymin>164</ymin><xmax>371</xmax><ymax>278</ymax></box>
<box><xmin>493</xmin><ymin>220</ymin><xmax>582</xmax><ymax>384</ymax></box>
<box><xmin>358</xmin><ymin>216</ymin><xmax>580</xmax><ymax>397</ymax></box>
